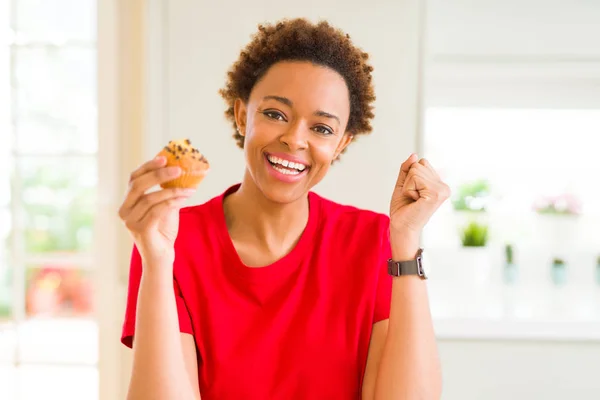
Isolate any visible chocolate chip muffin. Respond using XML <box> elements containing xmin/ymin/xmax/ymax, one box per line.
<box><xmin>156</xmin><ymin>138</ymin><xmax>209</xmax><ymax>189</ymax></box>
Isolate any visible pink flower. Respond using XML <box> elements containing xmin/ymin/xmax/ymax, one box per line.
<box><xmin>533</xmin><ymin>193</ymin><xmax>582</xmax><ymax>215</ymax></box>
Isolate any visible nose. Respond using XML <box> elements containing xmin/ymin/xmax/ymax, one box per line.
<box><xmin>279</xmin><ymin>121</ymin><xmax>308</xmax><ymax>152</ymax></box>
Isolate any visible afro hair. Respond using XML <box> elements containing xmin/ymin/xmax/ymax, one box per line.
<box><xmin>219</xmin><ymin>18</ymin><xmax>376</xmax><ymax>154</ymax></box>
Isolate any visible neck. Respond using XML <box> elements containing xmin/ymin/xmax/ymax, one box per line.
<box><xmin>223</xmin><ymin>170</ymin><xmax>310</xmax><ymax>251</ymax></box>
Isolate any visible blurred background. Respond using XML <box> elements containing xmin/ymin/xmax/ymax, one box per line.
<box><xmin>0</xmin><ymin>0</ymin><xmax>599</xmax><ymax>399</ymax></box>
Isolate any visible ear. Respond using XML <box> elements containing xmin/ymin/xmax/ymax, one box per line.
<box><xmin>233</xmin><ymin>98</ymin><xmax>247</xmax><ymax>136</ymax></box>
<box><xmin>333</xmin><ymin>133</ymin><xmax>354</xmax><ymax>159</ymax></box>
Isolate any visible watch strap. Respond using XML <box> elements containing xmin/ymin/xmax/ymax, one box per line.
<box><xmin>387</xmin><ymin>248</ymin><xmax>426</xmax><ymax>279</ymax></box>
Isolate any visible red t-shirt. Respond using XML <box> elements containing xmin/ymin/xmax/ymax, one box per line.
<box><xmin>122</xmin><ymin>184</ymin><xmax>392</xmax><ymax>399</ymax></box>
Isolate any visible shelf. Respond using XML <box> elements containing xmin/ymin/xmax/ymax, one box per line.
<box><xmin>434</xmin><ymin>317</ymin><xmax>600</xmax><ymax>342</ymax></box>
<box><xmin>428</xmin><ymin>279</ymin><xmax>600</xmax><ymax>341</ymax></box>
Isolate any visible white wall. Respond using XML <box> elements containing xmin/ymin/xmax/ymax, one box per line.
<box><xmin>129</xmin><ymin>1</ymin><xmax>600</xmax><ymax>400</ymax></box>
<box><xmin>425</xmin><ymin>0</ymin><xmax>600</xmax><ymax>108</ymax></box>
<box><xmin>427</xmin><ymin>0</ymin><xmax>600</xmax><ymax>57</ymax></box>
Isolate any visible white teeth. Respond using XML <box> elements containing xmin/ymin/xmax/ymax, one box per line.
<box><xmin>272</xmin><ymin>165</ymin><xmax>300</xmax><ymax>175</ymax></box>
<box><xmin>289</xmin><ymin>161</ymin><xmax>303</xmax><ymax>170</ymax></box>
<box><xmin>267</xmin><ymin>155</ymin><xmax>307</xmax><ymax>171</ymax></box>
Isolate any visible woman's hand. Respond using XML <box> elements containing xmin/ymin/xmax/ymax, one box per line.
<box><xmin>118</xmin><ymin>156</ymin><xmax>196</xmax><ymax>266</ymax></box>
<box><xmin>389</xmin><ymin>154</ymin><xmax>451</xmax><ymax>237</ymax></box>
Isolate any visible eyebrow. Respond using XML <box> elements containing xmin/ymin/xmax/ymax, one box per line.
<box><xmin>314</xmin><ymin>110</ymin><xmax>340</xmax><ymax>124</ymax></box>
<box><xmin>263</xmin><ymin>95</ymin><xmax>293</xmax><ymax>107</ymax></box>
<box><xmin>263</xmin><ymin>95</ymin><xmax>340</xmax><ymax>124</ymax></box>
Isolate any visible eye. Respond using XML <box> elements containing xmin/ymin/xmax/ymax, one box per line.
<box><xmin>262</xmin><ymin>110</ymin><xmax>286</xmax><ymax>121</ymax></box>
<box><xmin>313</xmin><ymin>125</ymin><xmax>333</xmax><ymax>136</ymax></box>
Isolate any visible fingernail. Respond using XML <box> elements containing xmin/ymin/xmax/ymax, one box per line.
<box><xmin>155</xmin><ymin>156</ymin><xmax>166</xmax><ymax>164</ymax></box>
<box><xmin>181</xmin><ymin>189</ymin><xmax>196</xmax><ymax>195</ymax></box>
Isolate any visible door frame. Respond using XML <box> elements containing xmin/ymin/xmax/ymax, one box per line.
<box><xmin>97</xmin><ymin>0</ymin><xmax>157</xmax><ymax>398</ymax></box>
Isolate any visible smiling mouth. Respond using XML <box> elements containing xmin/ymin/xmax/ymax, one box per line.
<box><xmin>265</xmin><ymin>153</ymin><xmax>309</xmax><ymax>176</ymax></box>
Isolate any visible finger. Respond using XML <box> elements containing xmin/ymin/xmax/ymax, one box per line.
<box><xmin>140</xmin><ymin>196</ymin><xmax>190</xmax><ymax>227</ymax></box>
<box><xmin>435</xmin><ymin>182</ymin><xmax>452</xmax><ymax>203</ymax></box>
<box><xmin>126</xmin><ymin>188</ymin><xmax>195</xmax><ymax>223</ymax></box>
<box><xmin>395</xmin><ymin>153</ymin><xmax>419</xmax><ymax>188</ymax></box>
<box><xmin>401</xmin><ymin>173</ymin><xmax>421</xmax><ymax>201</ymax></box>
<box><xmin>120</xmin><ymin>166</ymin><xmax>183</xmax><ymax>216</ymax></box>
<box><xmin>129</xmin><ymin>156</ymin><xmax>167</xmax><ymax>183</ymax></box>
<box><xmin>406</xmin><ymin>161</ymin><xmax>430</xmax><ymax>179</ymax></box>
<box><xmin>418</xmin><ymin>158</ymin><xmax>440</xmax><ymax>179</ymax></box>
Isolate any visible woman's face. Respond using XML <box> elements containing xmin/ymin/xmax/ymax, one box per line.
<box><xmin>234</xmin><ymin>61</ymin><xmax>353</xmax><ymax>204</ymax></box>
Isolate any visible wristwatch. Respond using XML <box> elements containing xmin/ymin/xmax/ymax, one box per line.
<box><xmin>387</xmin><ymin>248</ymin><xmax>427</xmax><ymax>279</ymax></box>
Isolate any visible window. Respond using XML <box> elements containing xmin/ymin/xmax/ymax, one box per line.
<box><xmin>0</xmin><ymin>0</ymin><xmax>98</xmax><ymax>399</ymax></box>
<box><xmin>423</xmin><ymin>107</ymin><xmax>600</xmax><ymax>322</ymax></box>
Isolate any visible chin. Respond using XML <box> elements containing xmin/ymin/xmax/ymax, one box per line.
<box><xmin>256</xmin><ymin>179</ymin><xmax>309</xmax><ymax>205</ymax></box>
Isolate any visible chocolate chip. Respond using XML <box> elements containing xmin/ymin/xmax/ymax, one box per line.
<box><xmin>185</xmin><ymin>139</ymin><xmax>191</xmax><ymax>145</ymax></box>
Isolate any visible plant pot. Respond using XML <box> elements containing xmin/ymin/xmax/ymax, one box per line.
<box><xmin>551</xmin><ymin>262</ymin><xmax>567</xmax><ymax>286</ymax></box>
<box><xmin>455</xmin><ymin>246</ymin><xmax>493</xmax><ymax>287</ymax></box>
<box><xmin>503</xmin><ymin>262</ymin><xmax>518</xmax><ymax>284</ymax></box>
<box><xmin>534</xmin><ymin>214</ymin><xmax>581</xmax><ymax>250</ymax></box>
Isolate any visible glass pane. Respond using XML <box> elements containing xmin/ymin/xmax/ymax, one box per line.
<box><xmin>25</xmin><ymin>267</ymin><xmax>93</xmax><ymax>318</ymax></box>
<box><xmin>19</xmin><ymin>265</ymin><xmax>96</xmax><ymax>364</ymax></box>
<box><xmin>0</xmin><ymin>364</ymin><xmax>17</xmax><ymax>399</ymax></box>
<box><xmin>0</xmin><ymin>208</ymin><xmax>12</xmax><ymax>321</ymax></box>
<box><xmin>13</xmin><ymin>0</ymin><xmax>96</xmax><ymax>43</ymax></box>
<box><xmin>13</xmin><ymin>47</ymin><xmax>97</xmax><ymax>154</ymax></box>
<box><xmin>18</xmin><ymin>156</ymin><xmax>96</xmax><ymax>254</ymax></box>
<box><xmin>0</xmin><ymin>323</ymin><xmax>16</xmax><ymax>363</ymax></box>
<box><xmin>0</xmin><ymin>142</ymin><xmax>12</xmax><ymax>207</ymax></box>
<box><xmin>0</xmin><ymin>266</ymin><xmax>12</xmax><ymax>320</ymax></box>
<box><xmin>423</xmin><ymin>108</ymin><xmax>600</xmax><ymax>250</ymax></box>
<box><xmin>18</xmin><ymin>318</ymin><xmax>97</xmax><ymax>365</ymax></box>
<box><xmin>19</xmin><ymin>365</ymin><xmax>98</xmax><ymax>400</ymax></box>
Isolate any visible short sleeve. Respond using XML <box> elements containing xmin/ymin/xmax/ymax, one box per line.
<box><xmin>373</xmin><ymin>218</ymin><xmax>393</xmax><ymax>323</ymax></box>
<box><xmin>121</xmin><ymin>245</ymin><xmax>194</xmax><ymax>348</ymax></box>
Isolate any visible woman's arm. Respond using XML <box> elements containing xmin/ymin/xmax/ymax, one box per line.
<box><xmin>371</xmin><ymin>233</ymin><xmax>442</xmax><ymax>400</ymax></box>
<box><xmin>367</xmin><ymin>153</ymin><xmax>448</xmax><ymax>399</ymax></box>
<box><xmin>362</xmin><ymin>319</ymin><xmax>388</xmax><ymax>399</ymax></box>
<box><xmin>127</xmin><ymin>258</ymin><xmax>201</xmax><ymax>400</ymax></box>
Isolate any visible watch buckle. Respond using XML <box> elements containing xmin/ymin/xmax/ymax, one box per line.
<box><xmin>416</xmin><ymin>255</ymin><xmax>425</xmax><ymax>277</ymax></box>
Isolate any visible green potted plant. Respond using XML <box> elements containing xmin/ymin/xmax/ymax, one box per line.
<box><xmin>503</xmin><ymin>243</ymin><xmax>518</xmax><ymax>284</ymax></box>
<box><xmin>457</xmin><ymin>220</ymin><xmax>491</xmax><ymax>286</ymax></box>
<box><xmin>453</xmin><ymin>180</ymin><xmax>491</xmax><ymax>247</ymax></box>
<box><xmin>505</xmin><ymin>244</ymin><xmax>514</xmax><ymax>264</ymax></box>
<box><xmin>595</xmin><ymin>255</ymin><xmax>600</xmax><ymax>286</ymax></box>
<box><xmin>460</xmin><ymin>221</ymin><xmax>489</xmax><ymax>247</ymax></box>
<box><xmin>551</xmin><ymin>257</ymin><xmax>567</xmax><ymax>285</ymax></box>
<box><xmin>452</xmin><ymin>179</ymin><xmax>491</xmax><ymax>213</ymax></box>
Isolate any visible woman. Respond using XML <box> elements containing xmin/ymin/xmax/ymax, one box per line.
<box><xmin>119</xmin><ymin>18</ymin><xmax>448</xmax><ymax>400</ymax></box>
